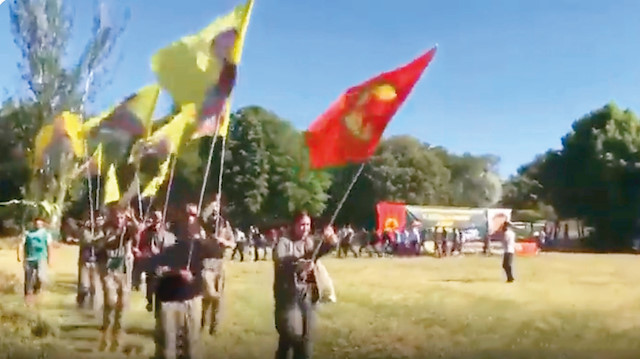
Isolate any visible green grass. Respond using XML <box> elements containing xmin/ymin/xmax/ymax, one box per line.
<box><xmin>0</xmin><ymin>244</ymin><xmax>639</xmax><ymax>358</ymax></box>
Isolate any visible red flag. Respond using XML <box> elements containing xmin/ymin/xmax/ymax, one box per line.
<box><xmin>376</xmin><ymin>201</ymin><xmax>407</xmax><ymax>234</ymax></box>
<box><xmin>304</xmin><ymin>47</ymin><xmax>437</xmax><ymax>169</ymax></box>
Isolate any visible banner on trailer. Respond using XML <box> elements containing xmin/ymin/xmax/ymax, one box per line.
<box><xmin>405</xmin><ymin>205</ymin><xmax>486</xmax><ymax>234</ymax></box>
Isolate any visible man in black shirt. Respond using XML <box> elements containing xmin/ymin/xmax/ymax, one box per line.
<box><xmin>153</xmin><ymin>203</ymin><xmax>207</xmax><ymax>359</ymax></box>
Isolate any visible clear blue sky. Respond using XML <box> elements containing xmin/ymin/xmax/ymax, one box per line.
<box><xmin>1</xmin><ymin>0</ymin><xmax>639</xmax><ymax>178</ymax></box>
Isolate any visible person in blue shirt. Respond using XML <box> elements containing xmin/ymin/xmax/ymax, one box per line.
<box><xmin>17</xmin><ymin>217</ymin><xmax>52</xmax><ymax>306</ymax></box>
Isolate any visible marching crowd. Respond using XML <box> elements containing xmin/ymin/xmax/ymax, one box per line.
<box><xmin>16</xmin><ymin>203</ymin><xmax>517</xmax><ymax>359</ymax></box>
<box><xmin>18</xmin><ymin>202</ymin><xmax>340</xmax><ymax>359</ymax></box>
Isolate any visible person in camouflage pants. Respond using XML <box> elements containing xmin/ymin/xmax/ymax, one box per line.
<box><xmin>77</xmin><ymin>215</ymin><xmax>104</xmax><ymax>310</ymax></box>
<box><xmin>96</xmin><ymin>206</ymin><xmax>136</xmax><ymax>352</ymax></box>
<box><xmin>200</xmin><ymin>213</ymin><xmax>234</xmax><ymax>335</ymax></box>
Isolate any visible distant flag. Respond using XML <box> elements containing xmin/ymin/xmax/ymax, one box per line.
<box><xmin>104</xmin><ymin>164</ymin><xmax>121</xmax><ymax>204</ymax></box>
<box><xmin>150</xmin><ymin>0</ymin><xmax>254</xmax><ymax>139</ymax></box>
<box><xmin>33</xmin><ymin>112</ymin><xmax>85</xmax><ymax>169</ymax></box>
<box><xmin>304</xmin><ymin>47</ymin><xmax>437</xmax><ymax>170</ymax></box>
<box><xmin>85</xmin><ymin>84</ymin><xmax>160</xmax><ymax>139</ymax></box>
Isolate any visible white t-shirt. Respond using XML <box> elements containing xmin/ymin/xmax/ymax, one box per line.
<box><xmin>503</xmin><ymin>229</ymin><xmax>516</xmax><ymax>254</ymax></box>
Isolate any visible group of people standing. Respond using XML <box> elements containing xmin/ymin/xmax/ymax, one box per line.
<box><xmin>18</xmin><ymin>201</ymin><xmax>340</xmax><ymax>359</ymax></box>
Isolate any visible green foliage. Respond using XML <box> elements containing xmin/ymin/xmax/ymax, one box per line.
<box><xmin>369</xmin><ymin>136</ymin><xmax>452</xmax><ymax>205</ymax></box>
<box><xmin>0</xmin><ymin>0</ymin><xmax>127</xmax><ymax>230</ymax></box>
<box><xmin>522</xmin><ymin>103</ymin><xmax>640</xmax><ymax>250</ymax></box>
<box><xmin>435</xmin><ymin>148</ymin><xmax>503</xmax><ymax>207</ymax></box>
<box><xmin>190</xmin><ymin>106</ymin><xmax>332</xmax><ymax>228</ymax></box>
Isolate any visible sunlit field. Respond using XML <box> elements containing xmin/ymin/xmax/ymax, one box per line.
<box><xmin>0</xmin><ymin>243</ymin><xmax>639</xmax><ymax>359</ymax></box>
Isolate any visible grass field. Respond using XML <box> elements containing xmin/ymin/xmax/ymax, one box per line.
<box><xmin>0</xmin><ymin>244</ymin><xmax>639</xmax><ymax>359</ymax></box>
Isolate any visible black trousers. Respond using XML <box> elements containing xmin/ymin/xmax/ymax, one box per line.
<box><xmin>502</xmin><ymin>252</ymin><xmax>514</xmax><ymax>281</ymax></box>
<box><xmin>231</xmin><ymin>242</ymin><xmax>245</xmax><ymax>261</ymax></box>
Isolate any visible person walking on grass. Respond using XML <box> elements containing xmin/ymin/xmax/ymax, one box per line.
<box><xmin>17</xmin><ymin>217</ymin><xmax>52</xmax><ymax>306</ymax></box>
<box><xmin>273</xmin><ymin>212</ymin><xmax>338</xmax><ymax>359</ymax></box>
<box><xmin>498</xmin><ymin>221</ymin><xmax>516</xmax><ymax>283</ymax></box>
<box><xmin>96</xmin><ymin>206</ymin><xmax>136</xmax><ymax>352</ymax></box>
<box><xmin>152</xmin><ymin>202</ymin><xmax>207</xmax><ymax>359</ymax></box>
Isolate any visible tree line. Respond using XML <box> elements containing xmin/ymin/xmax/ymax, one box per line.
<box><xmin>502</xmin><ymin>102</ymin><xmax>640</xmax><ymax>250</ymax></box>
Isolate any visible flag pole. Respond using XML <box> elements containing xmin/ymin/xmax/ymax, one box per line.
<box><xmin>135</xmin><ymin>172</ymin><xmax>143</xmax><ymax>219</ymax></box>
<box><xmin>196</xmin><ymin>123</ymin><xmax>221</xmax><ymax>216</ymax></box>
<box><xmin>80</xmin><ymin>69</ymin><xmax>96</xmax><ymax>234</ymax></box>
<box><xmin>162</xmin><ymin>155</ymin><xmax>177</xmax><ymax>223</ymax></box>
<box><xmin>312</xmin><ymin>162</ymin><xmax>366</xmax><ymax>262</ymax></box>
<box><xmin>214</xmin><ymin>135</ymin><xmax>228</xmax><ymax>236</ymax></box>
<box><xmin>95</xmin><ymin>147</ymin><xmax>102</xmax><ymax>213</ymax></box>
<box><xmin>83</xmin><ymin>142</ymin><xmax>95</xmax><ymax>236</ymax></box>
<box><xmin>187</xmin><ymin>121</ymin><xmax>221</xmax><ymax>271</ymax></box>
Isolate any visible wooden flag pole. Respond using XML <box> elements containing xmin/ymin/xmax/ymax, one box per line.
<box><xmin>214</xmin><ymin>135</ymin><xmax>228</xmax><ymax>236</ymax></box>
<box><xmin>196</xmin><ymin>124</ymin><xmax>221</xmax><ymax>216</ymax></box>
<box><xmin>312</xmin><ymin>162</ymin><xmax>366</xmax><ymax>262</ymax></box>
<box><xmin>95</xmin><ymin>148</ymin><xmax>102</xmax><ymax>213</ymax></box>
<box><xmin>83</xmin><ymin>141</ymin><xmax>95</xmax><ymax>236</ymax></box>
<box><xmin>80</xmin><ymin>70</ymin><xmax>96</xmax><ymax>234</ymax></box>
<box><xmin>189</xmin><ymin>116</ymin><xmax>223</xmax><ymax>271</ymax></box>
<box><xmin>162</xmin><ymin>155</ymin><xmax>177</xmax><ymax>223</ymax></box>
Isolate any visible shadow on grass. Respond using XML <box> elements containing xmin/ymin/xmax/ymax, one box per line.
<box><xmin>126</xmin><ymin>325</ymin><xmax>155</xmax><ymax>338</ymax></box>
<box><xmin>60</xmin><ymin>323</ymin><xmax>102</xmax><ymax>332</ymax></box>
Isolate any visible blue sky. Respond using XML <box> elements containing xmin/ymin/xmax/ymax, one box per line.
<box><xmin>1</xmin><ymin>0</ymin><xmax>639</xmax><ymax>178</ymax></box>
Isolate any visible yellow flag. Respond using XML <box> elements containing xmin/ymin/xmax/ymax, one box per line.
<box><xmin>82</xmin><ymin>109</ymin><xmax>110</xmax><ymax>133</ymax></box>
<box><xmin>84</xmin><ymin>84</ymin><xmax>160</xmax><ymax>139</ymax></box>
<box><xmin>104</xmin><ymin>164</ymin><xmax>121</xmax><ymax>204</ymax></box>
<box><xmin>149</xmin><ymin>103</ymin><xmax>196</xmax><ymax>155</ymax></box>
<box><xmin>219</xmin><ymin>0</ymin><xmax>253</xmax><ymax>137</ymax></box>
<box><xmin>60</xmin><ymin>112</ymin><xmax>85</xmax><ymax>157</ymax></box>
<box><xmin>141</xmin><ymin>157</ymin><xmax>171</xmax><ymax>198</ymax></box>
<box><xmin>33</xmin><ymin>124</ymin><xmax>54</xmax><ymax>169</ymax></box>
<box><xmin>33</xmin><ymin>112</ymin><xmax>85</xmax><ymax>168</ymax></box>
<box><xmin>151</xmin><ymin>0</ymin><xmax>253</xmax><ymax>137</ymax></box>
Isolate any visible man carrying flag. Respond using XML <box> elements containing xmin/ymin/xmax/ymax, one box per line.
<box><xmin>304</xmin><ymin>47</ymin><xmax>437</xmax><ymax>169</ymax></box>
<box><xmin>286</xmin><ymin>46</ymin><xmax>437</xmax><ymax>359</ymax></box>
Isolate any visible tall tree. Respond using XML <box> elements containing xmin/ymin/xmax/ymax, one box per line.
<box><xmin>0</xmin><ymin>0</ymin><xmax>128</xmax><ymax>229</ymax></box>
<box><xmin>530</xmin><ymin>103</ymin><xmax>640</xmax><ymax>250</ymax></box>
<box><xmin>196</xmin><ymin>106</ymin><xmax>332</xmax><ymax>228</ymax></box>
<box><xmin>434</xmin><ymin>149</ymin><xmax>503</xmax><ymax>207</ymax></box>
<box><xmin>369</xmin><ymin>136</ymin><xmax>451</xmax><ymax>205</ymax></box>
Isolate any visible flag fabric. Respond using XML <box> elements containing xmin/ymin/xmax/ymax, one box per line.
<box><xmin>304</xmin><ymin>47</ymin><xmax>437</xmax><ymax>170</ymax></box>
<box><xmin>141</xmin><ymin>157</ymin><xmax>171</xmax><ymax>198</ymax></box>
<box><xmin>86</xmin><ymin>84</ymin><xmax>160</xmax><ymax>139</ymax></box>
<box><xmin>104</xmin><ymin>164</ymin><xmax>121</xmax><ymax>204</ymax></box>
<box><xmin>33</xmin><ymin>112</ymin><xmax>85</xmax><ymax>169</ymax></box>
<box><xmin>376</xmin><ymin>201</ymin><xmax>407</xmax><ymax>234</ymax></box>
<box><xmin>131</xmin><ymin>103</ymin><xmax>196</xmax><ymax>162</ymax></box>
<box><xmin>150</xmin><ymin>0</ymin><xmax>254</xmax><ymax>139</ymax></box>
